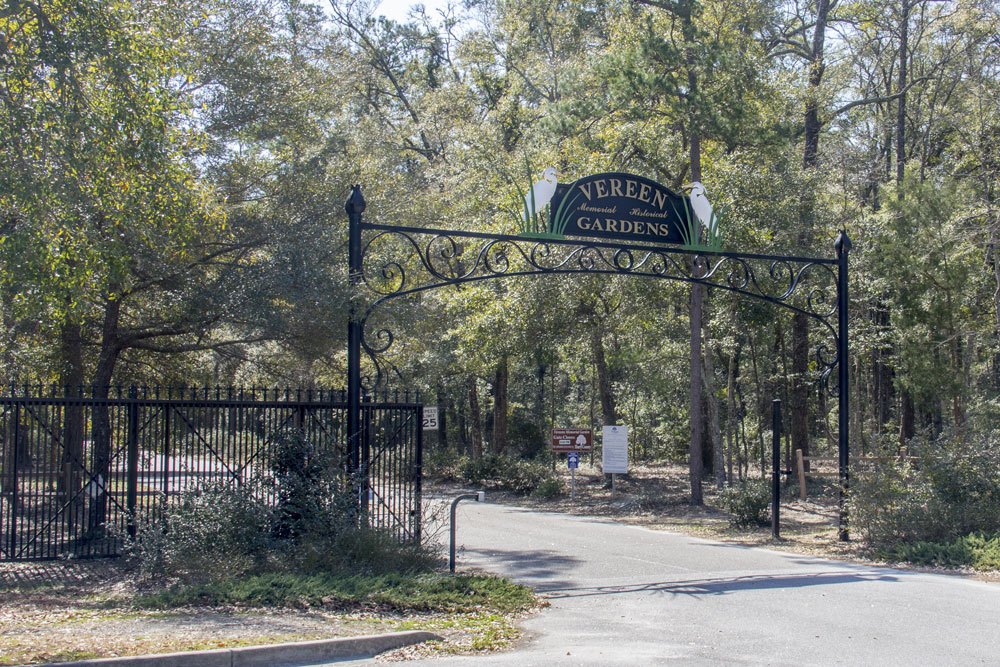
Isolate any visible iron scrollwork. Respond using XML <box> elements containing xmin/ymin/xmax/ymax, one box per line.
<box><xmin>357</xmin><ymin>223</ymin><xmax>841</xmax><ymax>394</ymax></box>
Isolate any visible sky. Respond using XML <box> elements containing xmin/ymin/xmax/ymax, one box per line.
<box><xmin>375</xmin><ymin>0</ymin><xmax>456</xmax><ymax>23</ymax></box>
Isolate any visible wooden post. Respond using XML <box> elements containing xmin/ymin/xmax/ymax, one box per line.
<box><xmin>796</xmin><ymin>448</ymin><xmax>807</xmax><ymax>500</ymax></box>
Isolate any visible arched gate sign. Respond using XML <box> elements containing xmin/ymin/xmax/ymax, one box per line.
<box><xmin>344</xmin><ymin>176</ymin><xmax>852</xmax><ymax>539</ymax></box>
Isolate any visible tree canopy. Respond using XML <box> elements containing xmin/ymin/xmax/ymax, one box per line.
<box><xmin>2</xmin><ymin>0</ymin><xmax>999</xmax><ymax>496</ymax></box>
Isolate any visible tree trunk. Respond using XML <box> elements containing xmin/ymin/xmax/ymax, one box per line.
<box><xmin>590</xmin><ymin>320</ymin><xmax>619</xmax><ymax>486</ymax></box>
<box><xmin>871</xmin><ymin>299</ymin><xmax>895</xmax><ymax>432</ymax></box>
<box><xmin>492</xmin><ymin>358</ymin><xmax>509</xmax><ymax>455</ymax></box>
<box><xmin>790</xmin><ymin>0</ymin><xmax>831</xmax><ymax>476</ymax></box>
<box><xmin>458</xmin><ymin>394</ymin><xmax>469</xmax><ymax>454</ymax></box>
<box><xmin>59</xmin><ymin>319</ymin><xmax>85</xmax><ymax>500</ymax></box>
<box><xmin>87</xmin><ymin>294</ymin><xmax>123</xmax><ymax>537</ymax></box>
<box><xmin>790</xmin><ymin>312</ymin><xmax>811</xmax><ymax>472</ymax></box>
<box><xmin>726</xmin><ymin>343</ymin><xmax>739</xmax><ymax>484</ymax></box>
<box><xmin>896</xmin><ymin>0</ymin><xmax>909</xmax><ymax>188</ymax></box>
<box><xmin>468</xmin><ymin>376</ymin><xmax>483</xmax><ymax>459</ymax></box>
<box><xmin>534</xmin><ymin>351</ymin><xmax>546</xmax><ymax>428</ymax></box>
<box><xmin>900</xmin><ymin>389</ymin><xmax>915</xmax><ymax>446</ymax></box>
<box><xmin>689</xmin><ymin>280</ymin><xmax>704</xmax><ymax>504</ymax></box>
<box><xmin>437</xmin><ymin>384</ymin><xmax>448</xmax><ymax>449</ymax></box>
<box><xmin>704</xmin><ymin>343</ymin><xmax>724</xmax><ymax>489</ymax></box>
<box><xmin>590</xmin><ymin>323</ymin><xmax>618</xmax><ymax>426</ymax></box>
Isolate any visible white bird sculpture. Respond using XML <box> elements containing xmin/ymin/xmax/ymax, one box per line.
<box><xmin>523</xmin><ymin>167</ymin><xmax>558</xmax><ymax>221</ymax></box>
<box><xmin>686</xmin><ymin>181</ymin><xmax>716</xmax><ymax>239</ymax></box>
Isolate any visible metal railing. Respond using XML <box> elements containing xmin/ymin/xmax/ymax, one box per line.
<box><xmin>0</xmin><ymin>385</ymin><xmax>422</xmax><ymax>561</ymax></box>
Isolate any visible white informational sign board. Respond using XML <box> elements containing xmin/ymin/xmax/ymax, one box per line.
<box><xmin>602</xmin><ymin>425</ymin><xmax>628</xmax><ymax>474</ymax></box>
<box><xmin>422</xmin><ymin>406</ymin><xmax>439</xmax><ymax>430</ymax></box>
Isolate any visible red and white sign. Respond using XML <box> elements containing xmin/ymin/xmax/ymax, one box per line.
<box><xmin>551</xmin><ymin>428</ymin><xmax>592</xmax><ymax>452</ymax></box>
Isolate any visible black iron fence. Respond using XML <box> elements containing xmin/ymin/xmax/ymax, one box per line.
<box><xmin>0</xmin><ymin>386</ymin><xmax>422</xmax><ymax>561</ymax></box>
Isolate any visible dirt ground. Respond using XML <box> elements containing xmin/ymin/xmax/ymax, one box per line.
<box><xmin>503</xmin><ymin>460</ymin><xmax>858</xmax><ymax>560</ymax></box>
<box><xmin>498</xmin><ymin>460</ymin><xmax>1000</xmax><ymax>582</ymax></box>
<box><xmin>2</xmin><ymin>461</ymin><xmax>992</xmax><ymax>666</ymax></box>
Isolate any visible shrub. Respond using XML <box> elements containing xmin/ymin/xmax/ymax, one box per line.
<box><xmin>456</xmin><ymin>454</ymin><xmax>556</xmax><ymax>495</ymax></box>
<box><xmin>497</xmin><ymin>458</ymin><xmax>550</xmax><ymax>495</ymax></box>
<box><xmin>882</xmin><ymin>533</ymin><xmax>1000</xmax><ymax>570</ymax></box>
<box><xmin>507</xmin><ymin>412</ymin><xmax>547</xmax><ymax>459</ymax></box>
<box><xmin>128</xmin><ymin>430</ymin><xmax>435</xmax><ymax>581</ymax></box>
<box><xmin>293</xmin><ymin>527</ymin><xmax>439</xmax><ymax>575</ymax></box>
<box><xmin>719</xmin><ymin>479</ymin><xmax>771</xmax><ymax>528</ymax></box>
<box><xmin>129</xmin><ymin>482</ymin><xmax>274</xmax><ymax>580</ymax></box>
<box><xmin>268</xmin><ymin>431</ymin><xmax>355</xmax><ymax>541</ymax></box>
<box><xmin>424</xmin><ymin>447</ymin><xmax>466</xmax><ymax>482</ymax></box>
<box><xmin>849</xmin><ymin>430</ymin><xmax>1000</xmax><ymax>551</ymax></box>
<box><xmin>461</xmin><ymin>454</ymin><xmax>505</xmax><ymax>485</ymax></box>
<box><xmin>532</xmin><ymin>477</ymin><xmax>563</xmax><ymax>500</ymax></box>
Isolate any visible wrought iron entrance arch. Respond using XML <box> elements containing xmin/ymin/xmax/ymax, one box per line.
<box><xmin>344</xmin><ymin>185</ymin><xmax>852</xmax><ymax>539</ymax></box>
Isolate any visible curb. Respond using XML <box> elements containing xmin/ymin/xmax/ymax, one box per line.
<box><xmin>35</xmin><ymin>631</ymin><xmax>443</xmax><ymax>667</ymax></box>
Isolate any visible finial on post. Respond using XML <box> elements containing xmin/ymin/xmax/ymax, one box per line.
<box><xmin>834</xmin><ymin>229</ymin><xmax>852</xmax><ymax>255</ymax></box>
<box><xmin>345</xmin><ymin>184</ymin><xmax>366</xmax><ymax>217</ymax></box>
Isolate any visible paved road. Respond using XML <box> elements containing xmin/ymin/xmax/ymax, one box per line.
<box><xmin>389</xmin><ymin>501</ymin><xmax>1000</xmax><ymax>666</ymax></box>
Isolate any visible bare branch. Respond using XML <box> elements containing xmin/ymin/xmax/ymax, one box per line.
<box><xmin>824</xmin><ymin>76</ymin><xmax>930</xmax><ymax>122</ymax></box>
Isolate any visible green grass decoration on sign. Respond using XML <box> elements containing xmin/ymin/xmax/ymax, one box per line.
<box><xmin>514</xmin><ymin>159</ymin><xmax>557</xmax><ymax>236</ymax></box>
<box><xmin>547</xmin><ymin>187</ymin><xmax>583</xmax><ymax>237</ymax></box>
<box><xmin>670</xmin><ymin>196</ymin><xmax>723</xmax><ymax>251</ymax></box>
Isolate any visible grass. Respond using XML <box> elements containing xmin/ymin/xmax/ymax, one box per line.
<box><xmin>395</xmin><ymin>611</ymin><xmax>526</xmax><ymax>653</ymax></box>
<box><xmin>880</xmin><ymin>533</ymin><xmax>1000</xmax><ymax>570</ymax></box>
<box><xmin>0</xmin><ymin>564</ymin><xmax>539</xmax><ymax>667</ymax></box>
<box><xmin>137</xmin><ymin>571</ymin><xmax>536</xmax><ymax>615</ymax></box>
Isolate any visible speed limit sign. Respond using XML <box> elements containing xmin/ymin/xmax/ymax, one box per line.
<box><xmin>422</xmin><ymin>406</ymin><xmax>439</xmax><ymax>430</ymax></box>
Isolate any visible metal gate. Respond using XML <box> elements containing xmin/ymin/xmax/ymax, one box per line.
<box><xmin>0</xmin><ymin>386</ymin><xmax>422</xmax><ymax>561</ymax></box>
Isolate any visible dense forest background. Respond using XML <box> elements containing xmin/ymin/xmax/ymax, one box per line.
<box><xmin>2</xmin><ymin>0</ymin><xmax>998</xmax><ymax>492</ymax></box>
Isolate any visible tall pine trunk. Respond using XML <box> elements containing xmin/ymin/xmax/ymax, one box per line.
<box><xmin>791</xmin><ymin>0</ymin><xmax>832</xmax><ymax>472</ymax></box>
<box><xmin>492</xmin><ymin>358</ymin><xmax>509</xmax><ymax>455</ymax></box>
<box><xmin>468</xmin><ymin>376</ymin><xmax>483</xmax><ymax>459</ymax></box>
<box><xmin>59</xmin><ymin>319</ymin><xmax>85</xmax><ymax>501</ymax></box>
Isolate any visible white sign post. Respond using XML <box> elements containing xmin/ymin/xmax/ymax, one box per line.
<box><xmin>602</xmin><ymin>425</ymin><xmax>628</xmax><ymax>496</ymax></box>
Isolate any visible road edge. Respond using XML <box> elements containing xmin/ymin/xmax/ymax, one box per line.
<box><xmin>33</xmin><ymin>631</ymin><xmax>443</xmax><ymax>667</ymax></box>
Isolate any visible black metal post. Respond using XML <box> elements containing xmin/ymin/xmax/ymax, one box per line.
<box><xmin>126</xmin><ymin>393</ymin><xmax>139</xmax><ymax>540</ymax></box>
<box><xmin>360</xmin><ymin>394</ymin><xmax>371</xmax><ymax>515</ymax></box>
<box><xmin>414</xmin><ymin>406</ymin><xmax>424</xmax><ymax>543</ymax></box>
<box><xmin>835</xmin><ymin>231</ymin><xmax>852</xmax><ymax>541</ymax></box>
<box><xmin>9</xmin><ymin>405</ymin><xmax>19</xmax><ymax>556</ymax></box>
<box><xmin>771</xmin><ymin>399</ymin><xmax>782</xmax><ymax>540</ymax></box>
<box><xmin>162</xmin><ymin>406</ymin><xmax>171</xmax><ymax>508</ymax></box>
<box><xmin>346</xmin><ymin>185</ymin><xmax>366</xmax><ymax>517</ymax></box>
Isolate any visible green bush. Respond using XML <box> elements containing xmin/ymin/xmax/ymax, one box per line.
<box><xmin>849</xmin><ymin>430</ymin><xmax>1000</xmax><ymax>551</ymax></box>
<box><xmin>719</xmin><ymin>479</ymin><xmax>771</xmax><ymax>528</ymax></box>
<box><xmin>498</xmin><ymin>458</ymin><xmax>550</xmax><ymax>495</ymax></box>
<box><xmin>293</xmin><ymin>526</ymin><xmax>438</xmax><ymax>575</ymax></box>
<box><xmin>532</xmin><ymin>477</ymin><xmax>563</xmax><ymax>500</ymax></box>
<box><xmin>268</xmin><ymin>431</ymin><xmax>355</xmax><ymax>541</ymax></box>
<box><xmin>138</xmin><ymin>571</ymin><xmax>536</xmax><ymax>614</ymax></box>
<box><xmin>882</xmin><ymin>533</ymin><xmax>1000</xmax><ymax>570</ymax></box>
<box><xmin>461</xmin><ymin>454</ymin><xmax>504</xmax><ymax>485</ymax></box>
<box><xmin>507</xmin><ymin>411</ymin><xmax>547</xmax><ymax>459</ymax></box>
<box><xmin>424</xmin><ymin>447</ymin><xmax>466</xmax><ymax>482</ymax></box>
<box><xmin>128</xmin><ymin>430</ymin><xmax>436</xmax><ymax>581</ymax></box>
<box><xmin>455</xmin><ymin>454</ymin><xmax>557</xmax><ymax>495</ymax></box>
<box><xmin>129</xmin><ymin>482</ymin><xmax>274</xmax><ymax>580</ymax></box>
